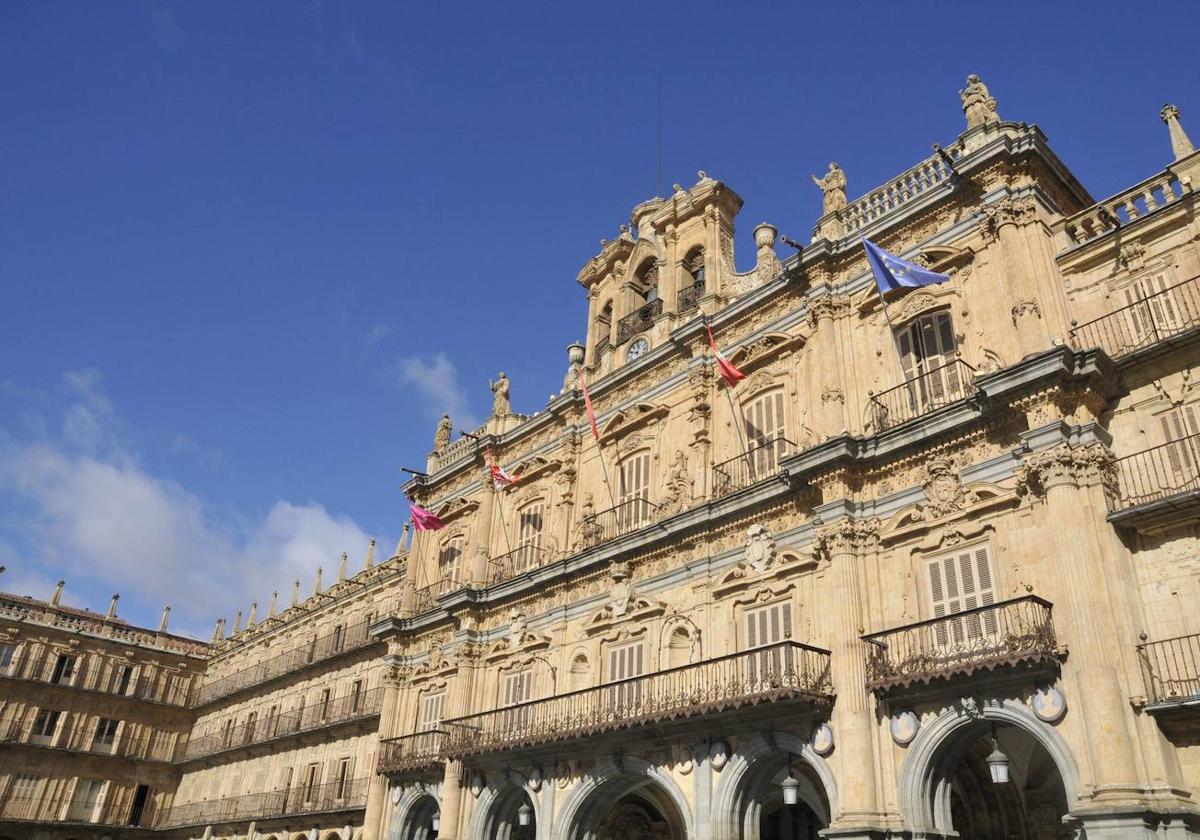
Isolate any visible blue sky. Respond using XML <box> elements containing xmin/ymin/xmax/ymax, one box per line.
<box><xmin>1</xmin><ymin>1</ymin><xmax>1196</xmax><ymax>637</ymax></box>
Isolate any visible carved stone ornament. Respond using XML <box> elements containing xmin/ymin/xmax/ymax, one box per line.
<box><xmin>1032</xmin><ymin>686</ymin><xmax>1067</xmax><ymax>723</ymax></box>
<box><xmin>960</xmin><ymin>73</ymin><xmax>1000</xmax><ymax>129</ymax></box>
<box><xmin>745</xmin><ymin>524</ymin><xmax>777</xmax><ymax>573</ymax></box>
<box><xmin>390</xmin><ymin>785</ymin><xmax>402</xmax><ymax>805</ymax></box>
<box><xmin>813</xmin><ymin>518</ymin><xmax>880</xmax><ymax>560</ymax></box>
<box><xmin>890</xmin><ymin>711</ymin><xmax>920</xmax><ymax>746</ymax></box>
<box><xmin>1015</xmin><ymin>443</ymin><xmax>1116</xmax><ymax>499</ymax></box>
<box><xmin>659</xmin><ymin>450</ymin><xmax>694</xmax><ymax>516</ymax></box>
<box><xmin>709</xmin><ymin>739</ymin><xmax>730</xmax><ymax>770</ymax></box>
<box><xmin>1120</xmin><ymin>241</ymin><xmax>1147</xmax><ymax>270</ymax></box>
<box><xmin>980</xmin><ymin>196</ymin><xmax>1037</xmax><ymax>242</ymax></box>
<box><xmin>469</xmin><ymin>771</ymin><xmax>485</xmax><ymax>798</ymax></box>
<box><xmin>528</xmin><ymin>765</ymin><xmax>543</xmax><ymax>792</ymax></box>
<box><xmin>811</xmin><ymin>723</ymin><xmax>834</xmax><ymax>756</ymax></box>
<box><xmin>921</xmin><ymin>457</ymin><xmax>970</xmax><ymax>518</ymax></box>
<box><xmin>961</xmin><ymin>696</ymin><xmax>983</xmax><ymax>719</ymax></box>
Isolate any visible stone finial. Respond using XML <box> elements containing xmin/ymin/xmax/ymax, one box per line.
<box><xmin>290</xmin><ymin>579</ymin><xmax>300</xmax><ymax>607</ymax></box>
<box><xmin>158</xmin><ymin>605</ymin><xmax>170</xmax><ymax>633</ymax></box>
<box><xmin>1161</xmin><ymin>104</ymin><xmax>1195</xmax><ymax>161</ymax></box>
<box><xmin>313</xmin><ymin>566</ymin><xmax>323</xmax><ymax>595</ymax></box>
<box><xmin>960</xmin><ymin>74</ymin><xmax>1000</xmax><ymax>130</ymax></box>
<box><xmin>433</xmin><ymin>414</ymin><xmax>452</xmax><ymax>452</ymax></box>
<box><xmin>211</xmin><ymin>617</ymin><xmax>224</xmax><ymax>642</ymax></box>
<box><xmin>268</xmin><ymin>591</ymin><xmax>278</xmax><ymax>617</ymax></box>
<box><xmin>395</xmin><ymin>523</ymin><xmax>411</xmax><ymax>556</ymax></box>
<box><xmin>50</xmin><ymin>580</ymin><xmax>65</xmax><ymax>606</ymax></box>
<box><xmin>231</xmin><ymin>610</ymin><xmax>243</xmax><ymax>634</ymax></box>
<box><xmin>105</xmin><ymin>593</ymin><xmax>120</xmax><ymax>620</ymax></box>
<box><xmin>247</xmin><ymin>602</ymin><xmax>257</xmax><ymax>626</ymax></box>
<box><xmin>365</xmin><ymin>538</ymin><xmax>376</xmax><ymax>569</ymax></box>
<box><xmin>337</xmin><ymin>552</ymin><xmax>348</xmax><ymax>582</ymax></box>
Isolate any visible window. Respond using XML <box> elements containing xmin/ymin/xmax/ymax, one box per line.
<box><xmin>220</xmin><ymin>717</ymin><xmax>235</xmax><ymax>747</ymax></box>
<box><xmin>595</xmin><ymin>300</ymin><xmax>613</xmax><ymax>354</ymax></box>
<box><xmin>350</xmin><ymin>679</ymin><xmax>364</xmax><ymax>713</ymax></box>
<box><xmin>50</xmin><ymin>653</ymin><xmax>77</xmax><ymax>685</ymax></box>
<box><xmin>618</xmin><ymin>450</ymin><xmax>653</xmax><ymax>530</ymax></box>
<box><xmin>438</xmin><ymin>536</ymin><xmax>464</xmax><ymax>594</ymax></box>
<box><xmin>927</xmin><ymin>543</ymin><xmax>997</xmax><ymax>646</ymax></box>
<box><xmin>515</xmin><ymin>500</ymin><xmax>545</xmax><ymax>574</ymax></box>
<box><xmin>319</xmin><ymin>687</ymin><xmax>332</xmax><ymax>721</ymax></box>
<box><xmin>1124</xmin><ymin>272</ymin><xmax>1187</xmax><ymax>348</ymax></box>
<box><xmin>265</xmin><ymin>704</ymin><xmax>279</xmax><ymax>737</ymax></box>
<box><xmin>92</xmin><ymin>718</ymin><xmax>119</xmax><ymax>753</ymax></box>
<box><xmin>0</xmin><ymin>643</ymin><xmax>15</xmax><ymax>674</ymax></box>
<box><xmin>745</xmin><ymin>601</ymin><xmax>794</xmax><ymax>685</ymax></box>
<box><xmin>333</xmin><ymin>757</ymin><xmax>352</xmax><ymax>799</ymax></box>
<box><xmin>500</xmin><ymin>669</ymin><xmax>533</xmax><ymax>732</ymax></box>
<box><xmin>65</xmin><ymin>779</ymin><xmax>106</xmax><ymax>822</ymax></box>
<box><xmin>634</xmin><ymin>258</ymin><xmax>660</xmax><ymax>303</ymax></box>
<box><xmin>1159</xmin><ymin>404</ymin><xmax>1200</xmax><ymax>493</ymax></box>
<box><xmin>30</xmin><ymin>708</ymin><xmax>61</xmax><ymax>744</ymax></box>
<box><xmin>114</xmin><ymin>664</ymin><xmax>134</xmax><ymax>695</ymax></box>
<box><xmin>243</xmin><ymin>711</ymin><xmax>257</xmax><ymax>742</ymax></box>
<box><xmin>742</xmin><ymin>389</ymin><xmax>788</xmax><ymax>476</ymax></box>
<box><xmin>417</xmin><ymin>690</ymin><xmax>445</xmax><ymax>752</ymax></box>
<box><xmin>302</xmin><ymin>763</ymin><xmax>321</xmax><ymax>803</ymax></box>
<box><xmin>4</xmin><ymin>774</ymin><xmax>40</xmax><ymax>819</ymax></box>
<box><xmin>895</xmin><ymin>311</ymin><xmax>963</xmax><ymax>410</ymax></box>
<box><xmin>332</xmin><ymin>623</ymin><xmax>345</xmax><ymax>652</ymax></box>
<box><xmin>607</xmin><ymin>641</ymin><xmax>645</xmax><ymax>710</ymax></box>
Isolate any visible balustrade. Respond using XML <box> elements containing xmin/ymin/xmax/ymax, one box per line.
<box><xmin>576</xmin><ymin>497</ymin><xmax>660</xmax><ymax>550</ymax></box>
<box><xmin>162</xmin><ymin>778</ymin><xmax>368</xmax><ymax>828</ymax></box>
<box><xmin>1108</xmin><ymin>431</ymin><xmax>1200</xmax><ymax>512</ymax></box>
<box><xmin>442</xmin><ymin>641</ymin><xmax>831</xmax><ymax>757</ymax></box>
<box><xmin>489</xmin><ymin>544</ymin><xmax>551</xmax><ymax>584</ymax></box>
<box><xmin>1070</xmin><ymin>275</ymin><xmax>1200</xmax><ymax>361</ymax></box>
<box><xmin>1065</xmin><ymin>171</ymin><xmax>1189</xmax><ymax>245</ymax></box>
<box><xmin>615</xmin><ymin>299</ymin><xmax>663</xmax><ymax>344</ymax></box>
<box><xmin>376</xmin><ymin>730</ymin><xmax>446</xmax><ymax>775</ymax></box>
<box><xmin>836</xmin><ymin>150</ymin><xmax>956</xmax><ymax>236</ymax></box>
<box><xmin>868</xmin><ymin>358</ymin><xmax>975</xmax><ymax>431</ymax></box>
<box><xmin>863</xmin><ymin>596</ymin><xmax>1058</xmax><ymax>692</ymax></box>
<box><xmin>713</xmin><ymin>436</ymin><xmax>794</xmax><ymax>498</ymax></box>
<box><xmin>1139</xmin><ymin>633</ymin><xmax>1200</xmax><ymax>706</ymax></box>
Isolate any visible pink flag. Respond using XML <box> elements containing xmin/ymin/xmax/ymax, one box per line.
<box><xmin>487</xmin><ymin>448</ymin><xmax>519</xmax><ymax>490</ymax></box>
<box><xmin>578</xmin><ymin>368</ymin><xmax>599</xmax><ymax>439</ymax></box>
<box><xmin>409</xmin><ymin>501</ymin><xmax>445</xmax><ymax>531</ymax></box>
<box><xmin>705</xmin><ymin>322</ymin><xmax>746</xmax><ymax>388</ymax></box>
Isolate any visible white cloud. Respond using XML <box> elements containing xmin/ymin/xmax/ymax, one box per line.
<box><xmin>0</xmin><ymin>373</ymin><xmax>381</xmax><ymax>632</ymax></box>
<box><xmin>396</xmin><ymin>353</ymin><xmax>480</xmax><ymax>431</ymax></box>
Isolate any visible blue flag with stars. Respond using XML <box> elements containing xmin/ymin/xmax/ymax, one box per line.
<box><xmin>863</xmin><ymin>238</ymin><xmax>950</xmax><ymax>294</ymax></box>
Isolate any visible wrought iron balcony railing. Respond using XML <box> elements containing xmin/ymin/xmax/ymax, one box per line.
<box><xmin>677</xmin><ymin>281</ymin><xmax>705</xmax><ymax>314</ymax></box>
<box><xmin>713</xmin><ymin>436</ymin><xmax>794</xmax><ymax>498</ymax></box>
<box><xmin>0</xmin><ymin>719</ymin><xmax>176</xmax><ymax>763</ymax></box>
<box><xmin>489</xmin><ymin>544</ymin><xmax>551</xmax><ymax>584</ymax></box>
<box><xmin>1108</xmin><ymin>432</ymin><xmax>1200</xmax><ymax>512</ymax></box>
<box><xmin>181</xmin><ymin>686</ymin><xmax>382</xmax><ymax>762</ymax></box>
<box><xmin>595</xmin><ymin>332</ymin><xmax>611</xmax><ymax>355</ymax></box>
<box><xmin>863</xmin><ymin>596</ymin><xmax>1058</xmax><ymax>692</ymax></box>
<box><xmin>0</xmin><ymin>794</ymin><xmax>158</xmax><ymax>827</ymax></box>
<box><xmin>1138</xmin><ymin>633</ymin><xmax>1200</xmax><ymax>707</ymax></box>
<box><xmin>868</xmin><ymin>358</ymin><xmax>975</xmax><ymax>432</ymax></box>
<box><xmin>376</xmin><ymin>730</ymin><xmax>446</xmax><ymax>775</ymax></box>
<box><xmin>193</xmin><ymin>616</ymin><xmax>377</xmax><ymax>707</ymax></box>
<box><xmin>1070</xmin><ymin>276</ymin><xmax>1200</xmax><ymax>361</ymax></box>
<box><xmin>162</xmin><ymin>778</ymin><xmax>369</xmax><ymax>828</ymax></box>
<box><xmin>616</xmin><ymin>299</ymin><xmax>663</xmax><ymax>344</ymax></box>
<box><xmin>410</xmin><ymin>577</ymin><xmax>467</xmax><ymax>615</ymax></box>
<box><xmin>442</xmin><ymin>641</ymin><xmax>832</xmax><ymax>757</ymax></box>
<box><xmin>576</xmin><ymin>497</ymin><xmax>660</xmax><ymax>550</ymax></box>
<box><xmin>0</xmin><ymin>655</ymin><xmax>192</xmax><ymax>707</ymax></box>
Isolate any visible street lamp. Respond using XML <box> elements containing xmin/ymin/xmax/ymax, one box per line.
<box><xmin>985</xmin><ymin>726</ymin><xmax>1010</xmax><ymax>784</ymax></box>
<box><xmin>780</xmin><ymin>754</ymin><xmax>801</xmax><ymax>806</ymax></box>
<box><xmin>517</xmin><ymin>802</ymin><xmax>533</xmax><ymax>826</ymax></box>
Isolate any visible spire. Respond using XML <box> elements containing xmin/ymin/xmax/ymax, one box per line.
<box><xmin>231</xmin><ymin>610</ymin><xmax>243</xmax><ymax>634</ymax></box>
<box><xmin>1162</xmin><ymin>104</ymin><xmax>1195</xmax><ymax>161</ymax></box>
<box><xmin>313</xmin><ymin>566</ymin><xmax>323</xmax><ymax>596</ymax></box>
<box><xmin>268</xmin><ymin>590</ymin><xmax>278</xmax><ymax>617</ymax></box>
<box><xmin>50</xmin><ymin>580</ymin><xmax>65</xmax><ymax>607</ymax></box>
<box><xmin>337</xmin><ymin>552</ymin><xmax>348</xmax><ymax>582</ymax></box>
<box><xmin>158</xmin><ymin>605</ymin><xmax>171</xmax><ymax>633</ymax></box>
<box><xmin>247</xmin><ymin>601</ymin><xmax>257</xmax><ymax>626</ymax></box>
<box><xmin>105</xmin><ymin>593</ymin><xmax>120</xmax><ymax>620</ymax></box>
<box><xmin>290</xmin><ymin>579</ymin><xmax>300</xmax><ymax>607</ymax></box>
<box><xmin>365</xmin><ymin>538</ymin><xmax>376</xmax><ymax>569</ymax></box>
<box><xmin>211</xmin><ymin>617</ymin><xmax>224</xmax><ymax>642</ymax></box>
<box><xmin>396</xmin><ymin>522</ymin><xmax>411</xmax><ymax>555</ymax></box>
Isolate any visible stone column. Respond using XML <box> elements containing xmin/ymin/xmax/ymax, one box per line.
<box><xmin>809</xmin><ymin>296</ymin><xmax>849</xmax><ymax>439</ymax></box>
<box><xmin>364</xmin><ymin>662</ymin><xmax>407</xmax><ymax>840</ymax></box>
<box><xmin>662</xmin><ymin>226</ymin><xmax>679</xmax><ymax>314</ymax></box>
<box><xmin>982</xmin><ymin>197</ymin><xmax>1048</xmax><ymax>358</ymax></box>
<box><xmin>814</xmin><ymin>518</ymin><xmax>882</xmax><ymax>832</ymax></box>
<box><xmin>436</xmin><ymin>760</ymin><xmax>466</xmax><ymax>840</ymax></box>
<box><xmin>468</xmin><ymin>468</ymin><xmax>495</xmax><ymax>585</ymax></box>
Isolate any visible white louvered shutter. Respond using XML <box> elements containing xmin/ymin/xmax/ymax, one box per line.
<box><xmin>1160</xmin><ymin>405</ymin><xmax>1200</xmax><ymax>493</ymax></box>
<box><xmin>607</xmin><ymin>642</ymin><xmax>645</xmax><ymax>710</ymax></box>
<box><xmin>438</xmin><ymin>537</ymin><xmax>463</xmax><ymax>594</ymax></box>
<box><xmin>743</xmin><ymin>390</ymin><xmax>787</xmax><ymax>475</ymax></box>
<box><xmin>501</xmin><ymin>670</ymin><xmax>533</xmax><ymax>734</ymax></box>
<box><xmin>619</xmin><ymin>451</ymin><xmax>652</xmax><ymax>529</ymax></box>
<box><xmin>928</xmin><ymin>545</ymin><xmax>996</xmax><ymax>649</ymax></box>
<box><xmin>746</xmin><ymin>602</ymin><xmax>794</xmax><ymax>685</ymax></box>
<box><xmin>516</xmin><ymin>501</ymin><xmax>545</xmax><ymax>574</ymax></box>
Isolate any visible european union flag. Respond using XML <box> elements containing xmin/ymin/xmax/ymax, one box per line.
<box><xmin>863</xmin><ymin>239</ymin><xmax>950</xmax><ymax>294</ymax></box>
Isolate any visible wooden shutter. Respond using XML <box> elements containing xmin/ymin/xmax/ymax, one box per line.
<box><xmin>418</xmin><ymin>691</ymin><xmax>445</xmax><ymax>730</ymax></box>
<box><xmin>438</xmin><ymin>537</ymin><xmax>463</xmax><ymax>590</ymax></box>
<box><xmin>607</xmin><ymin>642</ymin><xmax>645</xmax><ymax>710</ymax></box>
<box><xmin>745</xmin><ymin>602</ymin><xmax>794</xmax><ymax>685</ymax></box>
<box><xmin>743</xmin><ymin>390</ymin><xmax>787</xmax><ymax>474</ymax></box>
<box><xmin>517</xmin><ymin>501</ymin><xmax>545</xmax><ymax>573</ymax></box>
<box><xmin>619</xmin><ymin>451</ymin><xmax>652</xmax><ymax>529</ymax></box>
<box><xmin>928</xmin><ymin>544</ymin><xmax>996</xmax><ymax>646</ymax></box>
<box><xmin>501</xmin><ymin>670</ymin><xmax>533</xmax><ymax>734</ymax></box>
<box><xmin>1160</xmin><ymin>405</ymin><xmax>1200</xmax><ymax>489</ymax></box>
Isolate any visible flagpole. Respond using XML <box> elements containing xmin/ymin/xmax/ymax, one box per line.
<box><xmin>863</xmin><ymin>235</ymin><xmax>920</xmax><ymax>425</ymax></box>
<box><xmin>577</xmin><ymin>369</ymin><xmax>622</xmax><ymax>514</ymax></box>
<box><xmin>703</xmin><ymin>314</ymin><xmax>756</xmax><ymax>481</ymax></box>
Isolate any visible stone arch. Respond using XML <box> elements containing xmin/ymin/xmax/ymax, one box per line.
<box><xmin>555</xmin><ymin>754</ymin><xmax>694</xmax><ymax>840</ymax></box>
<box><xmin>466</xmin><ymin>769</ymin><xmax>542</xmax><ymax>840</ymax></box>
<box><xmin>898</xmin><ymin>698</ymin><xmax>1080</xmax><ymax>836</ymax></box>
<box><xmin>320</xmin><ymin>831</ymin><xmax>343</xmax><ymax>840</ymax></box>
<box><xmin>388</xmin><ymin>784</ymin><xmax>442</xmax><ymax>840</ymax></box>
<box><xmin>710</xmin><ymin>733</ymin><xmax>837</xmax><ymax>840</ymax></box>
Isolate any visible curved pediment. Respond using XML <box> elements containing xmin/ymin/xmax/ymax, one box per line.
<box><xmin>585</xmin><ymin>596</ymin><xmax>666</xmax><ymax>636</ymax></box>
<box><xmin>510</xmin><ymin>455</ymin><xmax>561</xmax><ymax>483</ymax></box>
<box><xmin>598</xmin><ymin>402</ymin><xmax>670</xmax><ymax>443</ymax></box>
<box><xmin>728</xmin><ymin>331</ymin><xmax>806</xmax><ymax>372</ymax></box>
<box><xmin>434</xmin><ymin>495</ymin><xmax>480</xmax><ymax>524</ymax></box>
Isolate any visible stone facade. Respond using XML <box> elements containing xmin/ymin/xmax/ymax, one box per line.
<box><xmin>5</xmin><ymin>77</ymin><xmax>1200</xmax><ymax>840</ymax></box>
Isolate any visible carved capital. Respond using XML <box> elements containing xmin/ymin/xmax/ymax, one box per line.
<box><xmin>979</xmin><ymin>196</ymin><xmax>1037</xmax><ymax>242</ymax></box>
<box><xmin>807</xmin><ymin>294</ymin><xmax>850</xmax><ymax>327</ymax></box>
<box><xmin>1016</xmin><ymin>443</ymin><xmax>1116</xmax><ymax>498</ymax></box>
<box><xmin>1011</xmin><ymin>299</ymin><xmax>1041</xmax><ymax>323</ymax></box>
<box><xmin>820</xmin><ymin>387</ymin><xmax>844</xmax><ymax>404</ymax></box>
<box><xmin>813</xmin><ymin>517</ymin><xmax>881</xmax><ymax>558</ymax></box>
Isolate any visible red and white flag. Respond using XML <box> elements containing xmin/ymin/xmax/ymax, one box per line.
<box><xmin>705</xmin><ymin>321</ymin><xmax>746</xmax><ymax>388</ymax></box>
<box><xmin>578</xmin><ymin>368</ymin><xmax>599</xmax><ymax>439</ymax></box>
<box><xmin>408</xmin><ymin>500</ymin><xmax>445</xmax><ymax>532</ymax></box>
<box><xmin>487</xmin><ymin>449</ymin><xmax>520</xmax><ymax>490</ymax></box>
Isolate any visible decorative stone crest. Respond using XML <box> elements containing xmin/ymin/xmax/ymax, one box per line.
<box><xmin>890</xmin><ymin>710</ymin><xmax>920</xmax><ymax>746</ymax></box>
<box><xmin>1120</xmin><ymin>241</ymin><xmax>1147</xmax><ymax>270</ymax></box>
<box><xmin>920</xmin><ymin>457</ymin><xmax>970</xmax><ymax>518</ymax></box>
<box><xmin>659</xmin><ymin>450</ymin><xmax>694</xmax><ymax>516</ymax></box>
<box><xmin>745</xmin><ymin>524</ymin><xmax>777</xmax><ymax>572</ymax></box>
<box><xmin>811</xmin><ymin>723</ymin><xmax>834</xmax><ymax>756</ymax></box>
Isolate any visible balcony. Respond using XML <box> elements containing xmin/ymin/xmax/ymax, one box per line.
<box><xmin>0</xmin><ymin>794</ymin><xmax>157</xmax><ymax>828</ymax></box>
<box><xmin>863</xmin><ymin>596</ymin><xmax>1059</xmax><ymax>693</ymax></box>
<box><xmin>713</xmin><ymin>436</ymin><xmax>794</xmax><ymax>498</ymax></box>
<box><xmin>193</xmin><ymin>616</ymin><xmax>378</xmax><ymax>707</ymax></box>
<box><xmin>576</xmin><ymin>497</ymin><xmax>660</xmax><ymax>550</ymax></box>
<box><xmin>441</xmin><ymin>641</ymin><xmax>832</xmax><ymax>758</ymax></box>
<box><xmin>410</xmin><ymin>576</ymin><xmax>468</xmax><ymax>615</ymax></box>
<box><xmin>162</xmin><ymin>778</ymin><xmax>369</xmax><ymax>828</ymax></box>
<box><xmin>0</xmin><ymin>656</ymin><xmax>192</xmax><ymax>707</ymax></box>
<box><xmin>1070</xmin><ymin>276</ymin><xmax>1200</xmax><ymax>363</ymax></box>
<box><xmin>0</xmin><ymin>720</ymin><xmax>176</xmax><ymax>762</ymax></box>
<box><xmin>1107</xmin><ymin>433</ymin><xmax>1200</xmax><ymax>531</ymax></box>
<box><xmin>1139</xmin><ymin>633</ymin><xmax>1200</xmax><ymax>715</ymax></box>
<box><xmin>180</xmin><ymin>686</ymin><xmax>382</xmax><ymax>762</ymax></box>
<box><xmin>489</xmin><ymin>544</ymin><xmax>551</xmax><ymax>584</ymax></box>
<box><xmin>868</xmin><ymin>358</ymin><xmax>976</xmax><ymax>432</ymax></box>
<box><xmin>376</xmin><ymin>730</ymin><xmax>446</xmax><ymax>775</ymax></box>
<box><xmin>616</xmin><ymin>299</ymin><xmax>663</xmax><ymax>344</ymax></box>
<box><xmin>677</xmin><ymin>281</ymin><xmax>705</xmax><ymax>315</ymax></box>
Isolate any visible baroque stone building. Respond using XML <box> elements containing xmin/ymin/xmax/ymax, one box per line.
<box><xmin>4</xmin><ymin>76</ymin><xmax>1200</xmax><ymax>840</ymax></box>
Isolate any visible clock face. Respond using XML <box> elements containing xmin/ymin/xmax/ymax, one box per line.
<box><xmin>627</xmin><ymin>338</ymin><xmax>649</xmax><ymax>361</ymax></box>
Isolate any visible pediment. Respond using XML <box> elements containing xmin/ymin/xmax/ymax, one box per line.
<box><xmin>511</xmin><ymin>455</ymin><xmax>561</xmax><ymax>483</ymax></box>
<box><xmin>728</xmin><ymin>331</ymin><xmax>806</xmax><ymax>372</ymax></box>
<box><xmin>485</xmin><ymin>630</ymin><xmax>552</xmax><ymax>661</ymax></box>
<box><xmin>585</xmin><ymin>596</ymin><xmax>666</xmax><ymax>636</ymax></box>
<box><xmin>712</xmin><ymin>550</ymin><xmax>816</xmax><ymax>598</ymax></box>
<box><xmin>881</xmin><ymin>481</ymin><xmax>1012</xmax><ymax>544</ymax></box>
<box><xmin>598</xmin><ymin>402</ymin><xmax>670</xmax><ymax>443</ymax></box>
<box><xmin>435</xmin><ymin>495</ymin><xmax>480</xmax><ymax>524</ymax></box>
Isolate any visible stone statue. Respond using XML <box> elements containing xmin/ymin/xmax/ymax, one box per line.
<box><xmin>811</xmin><ymin>162</ymin><xmax>847</xmax><ymax>215</ymax></box>
<box><xmin>490</xmin><ymin>371</ymin><xmax>511</xmax><ymax>416</ymax></box>
<box><xmin>575</xmin><ymin>492</ymin><xmax>602</xmax><ymax>549</ymax></box>
<box><xmin>660</xmin><ymin>450</ymin><xmax>693</xmax><ymax>515</ymax></box>
<box><xmin>433</xmin><ymin>413</ymin><xmax>452</xmax><ymax>451</ymax></box>
<box><xmin>960</xmin><ymin>74</ymin><xmax>999</xmax><ymax>129</ymax></box>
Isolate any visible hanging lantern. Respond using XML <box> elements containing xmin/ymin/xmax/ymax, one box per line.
<box><xmin>985</xmin><ymin>731</ymin><xmax>1010</xmax><ymax>784</ymax></box>
<box><xmin>517</xmin><ymin>802</ymin><xmax>533</xmax><ymax>826</ymax></box>
<box><xmin>780</xmin><ymin>771</ymin><xmax>801</xmax><ymax>806</ymax></box>
<box><xmin>431</xmin><ymin>812</ymin><xmax>440</xmax><ymax>832</ymax></box>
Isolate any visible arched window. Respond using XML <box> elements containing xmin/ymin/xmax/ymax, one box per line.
<box><xmin>596</xmin><ymin>300</ymin><xmax>613</xmax><ymax>354</ymax></box>
<box><xmin>618</xmin><ymin>449</ymin><xmax>653</xmax><ymax>530</ymax></box>
<box><xmin>634</xmin><ymin>258</ymin><xmax>660</xmax><ymax>302</ymax></box>
<box><xmin>437</xmin><ymin>536</ymin><xmax>464</xmax><ymax>593</ymax></box>
<box><xmin>679</xmin><ymin>247</ymin><xmax>705</xmax><ymax>313</ymax></box>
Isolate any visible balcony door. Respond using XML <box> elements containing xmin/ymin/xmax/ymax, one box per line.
<box><xmin>417</xmin><ymin>690</ymin><xmax>445</xmax><ymax>753</ymax></box>
<box><xmin>927</xmin><ymin>545</ymin><xmax>997</xmax><ymax>652</ymax></box>
<box><xmin>1125</xmin><ymin>273</ymin><xmax>1187</xmax><ymax>348</ymax></box>
<box><xmin>1159</xmin><ymin>404</ymin><xmax>1200</xmax><ymax>495</ymax></box>
<box><xmin>742</xmin><ymin>390</ymin><xmax>787</xmax><ymax>478</ymax></box>
<box><xmin>607</xmin><ymin>641</ymin><xmax>645</xmax><ymax>714</ymax></box>
<box><xmin>515</xmin><ymin>500</ymin><xmax>545</xmax><ymax>574</ymax></box>
<box><xmin>745</xmin><ymin>602</ymin><xmax>794</xmax><ymax>687</ymax></box>
<box><xmin>895</xmin><ymin>311</ymin><xmax>961</xmax><ymax>411</ymax></box>
<box><xmin>500</xmin><ymin>669</ymin><xmax>533</xmax><ymax>735</ymax></box>
<box><xmin>618</xmin><ymin>451</ymin><xmax>652</xmax><ymax>531</ymax></box>
<box><xmin>65</xmin><ymin>779</ymin><xmax>106</xmax><ymax>823</ymax></box>
<box><xmin>437</xmin><ymin>536</ymin><xmax>464</xmax><ymax>594</ymax></box>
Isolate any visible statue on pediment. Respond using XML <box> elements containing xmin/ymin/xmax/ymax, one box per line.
<box><xmin>491</xmin><ymin>372</ymin><xmax>511</xmax><ymax>416</ymax></box>
<box><xmin>433</xmin><ymin>414</ymin><xmax>452</xmax><ymax>451</ymax></box>
<box><xmin>961</xmin><ymin>74</ymin><xmax>999</xmax><ymax>129</ymax></box>
<box><xmin>811</xmin><ymin>162</ymin><xmax>847</xmax><ymax>215</ymax></box>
